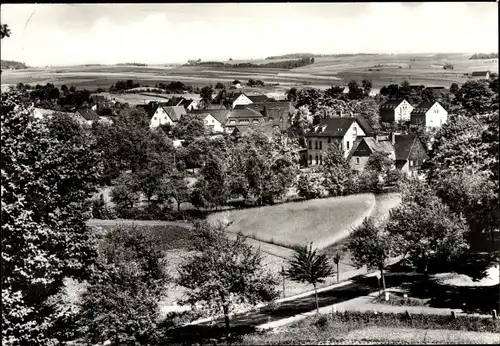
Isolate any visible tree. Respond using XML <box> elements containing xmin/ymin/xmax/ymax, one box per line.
<box><xmin>79</xmin><ymin>226</ymin><xmax>168</xmax><ymax>345</ymax></box>
<box><xmin>286</xmin><ymin>87</ymin><xmax>298</xmax><ymax>102</ymax></box>
<box><xmin>200</xmin><ymin>86</ymin><xmax>213</xmax><ymax>107</ymax></box>
<box><xmin>178</xmin><ymin>221</ymin><xmax>279</xmax><ymax>336</ymax></box>
<box><xmin>289</xmin><ymin>105</ymin><xmax>313</xmax><ymax>147</ymax></box>
<box><xmin>287</xmin><ymin>243</ymin><xmax>333</xmax><ymax>314</ymax></box>
<box><xmin>215</xmin><ymin>82</ymin><xmax>226</xmax><ymax>90</ymax></box>
<box><xmin>349</xmin><ymin>98</ymin><xmax>381</xmax><ymax>134</ymax></box>
<box><xmin>453</xmin><ymin>80</ymin><xmax>495</xmax><ymax>115</ymax></box>
<box><xmin>333</xmin><ymin>252</ymin><xmax>342</xmax><ymax>283</ymax></box>
<box><xmin>346</xmin><ymin>218</ymin><xmax>395</xmax><ymax>292</ymax></box>
<box><xmin>1</xmin><ymin>24</ymin><xmax>11</xmax><ymax>39</ymax></box>
<box><xmin>110</xmin><ymin>174</ymin><xmax>141</xmax><ymax>217</ymax></box>
<box><xmin>2</xmin><ymin>92</ymin><xmax>102</xmax><ymax>344</ymax></box>
<box><xmin>191</xmin><ymin>153</ymin><xmax>229</xmax><ymax>210</ymax></box>
<box><xmin>297</xmin><ymin>88</ymin><xmax>323</xmax><ymax>114</ymax></box>
<box><xmin>297</xmin><ymin>171</ymin><xmax>325</xmax><ymax>200</ymax></box>
<box><xmin>385</xmin><ymin>178</ymin><xmax>470</xmax><ymax>273</ymax></box>
<box><xmin>365</xmin><ymin>151</ymin><xmax>394</xmax><ymax>174</ymax></box>
<box><xmin>347</xmin><ymin>80</ymin><xmax>363</xmax><ymax>100</ymax></box>
<box><xmin>362</xmin><ymin>79</ymin><xmax>372</xmax><ymax>96</ymax></box>
<box><xmin>399</xmin><ymin>80</ymin><xmax>412</xmax><ymax>100</ymax></box>
<box><xmin>247</xmin><ymin>79</ymin><xmax>257</xmax><ymax>87</ymax></box>
<box><xmin>321</xmin><ymin>144</ymin><xmax>353</xmax><ymax>196</ymax></box>
<box><xmin>171</xmin><ymin>115</ymin><xmax>206</xmax><ymax>141</ymax></box>
<box><xmin>232</xmin><ymin>80</ymin><xmax>241</xmax><ymax>85</ymax></box>
<box><xmin>157</xmin><ymin>170</ymin><xmax>191</xmax><ymax>212</ymax></box>
<box><xmin>449</xmin><ymin>83</ymin><xmax>459</xmax><ymax>94</ymax></box>
<box><xmin>324</xmin><ymin>85</ymin><xmax>345</xmax><ymax>99</ymax></box>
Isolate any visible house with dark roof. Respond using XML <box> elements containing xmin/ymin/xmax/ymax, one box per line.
<box><xmin>470</xmin><ymin>71</ymin><xmax>490</xmax><ymax>80</ymax></box>
<box><xmin>229</xmin><ymin>122</ymin><xmax>278</xmax><ymax>137</ymax></box>
<box><xmin>348</xmin><ymin>135</ymin><xmax>395</xmax><ymax>172</ymax></box>
<box><xmin>149</xmin><ymin>104</ymin><xmax>187</xmax><ymax>128</ymax></box>
<box><xmin>247</xmin><ymin>101</ymin><xmax>296</xmax><ymax>132</ymax></box>
<box><xmin>379</xmin><ymin>99</ymin><xmax>414</xmax><ymax>124</ymax></box>
<box><xmin>179</xmin><ymin>98</ymin><xmax>199</xmax><ymax>111</ymax></box>
<box><xmin>305</xmin><ymin>117</ymin><xmax>367</xmax><ymax>166</ymax></box>
<box><xmin>224</xmin><ymin>106</ymin><xmax>265</xmax><ymax>133</ymax></box>
<box><xmin>410</xmin><ymin>101</ymin><xmax>448</xmax><ymax>130</ymax></box>
<box><xmin>247</xmin><ymin>94</ymin><xmax>269</xmax><ymax>104</ymax></box>
<box><xmin>348</xmin><ymin>133</ymin><xmax>428</xmax><ymax>177</ymax></box>
<box><xmin>89</xmin><ymin>94</ymin><xmax>113</xmax><ymax>111</ymax></box>
<box><xmin>222</xmin><ymin>91</ymin><xmax>254</xmax><ymax>109</ymax></box>
<box><xmin>74</xmin><ymin>108</ymin><xmax>100</xmax><ymax>125</ymax></box>
<box><xmin>394</xmin><ymin>134</ymin><xmax>429</xmax><ymax>176</ymax></box>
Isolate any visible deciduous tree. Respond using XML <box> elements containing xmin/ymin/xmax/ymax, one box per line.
<box><xmin>178</xmin><ymin>221</ymin><xmax>279</xmax><ymax>336</ymax></box>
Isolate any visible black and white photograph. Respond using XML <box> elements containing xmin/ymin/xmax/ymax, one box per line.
<box><xmin>1</xmin><ymin>2</ymin><xmax>499</xmax><ymax>345</ymax></box>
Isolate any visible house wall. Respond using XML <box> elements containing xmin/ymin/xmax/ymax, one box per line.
<box><xmin>425</xmin><ymin>103</ymin><xmax>448</xmax><ymax>129</ymax></box>
<box><xmin>350</xmin><ymin>141</ymin><xmax>371</xmax><ymax>172</ymax></box>
<box><xmin>306</xmin><ymin>121</ymin><xmax>366</xmax><ymax>166</ymax></box>
<box><xmin>394</xmin><ymin>100</ymin><xmax>414</xmax><ymax>122</ymax></box>
<box><xmin>204</xmin><ymin>114</ymin><xmax>223</xmax><ymax>132</ymax></box>
<box><xmin>408</xmin><ymin>139</ymin><xmax>428</xmax><ymax>174</ymax></box>
<box><xmin>232</xmin><ymin>94</ymin><xmax>253</xmax><ymax>109</ymax></box>
<box><xmin>150</xmin><ymin>107</ymin><xmax>174</xmax><ymax>128</ymax></box>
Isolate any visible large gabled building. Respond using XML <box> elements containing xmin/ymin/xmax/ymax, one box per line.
<box><xmin>379</xmin><ymin>99</ymin><xmax>414</xmax><ymax>124</ymax></box>
<box><xmin>410</xmin><ymin>101</ymin><xmax>448</xmax><ymax>130</ymax></box>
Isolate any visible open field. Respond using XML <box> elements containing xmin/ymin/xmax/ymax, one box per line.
<box><xmin>207</xmin><ymin>193</ymin><xmax>376</xmax><ymax>249</ymax></box>
<box><xmin>2</xmin><ymin>53</ymin><xmax>497</xmax><ymax>93</ymax></box>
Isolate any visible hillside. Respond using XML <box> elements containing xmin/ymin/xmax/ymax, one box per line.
<box><xmin>1</xmin><ymin>60</ymin><xmax>27</xmax><ymax>70</ymax></box>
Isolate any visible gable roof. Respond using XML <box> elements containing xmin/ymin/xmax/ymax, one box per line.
<box><xmin>227</xmin><ymin>106</ymin><xmax>263</xmax><ymax>119</ymax></box>
<box><xmin>394</xmin><ymin>134</ymin><xmax>417</xmax><ymax>161</ymax></box>
<box><xmin>471</xmin><ymin>71</ymin><xmax>490</xmax><ymax>77</ymax></box>
<box><xmin>90</xmin><ymin>94</ymin><xmax>107</xmax><ymax>103</ymax></box>
<box><xmin>354</xmin><ymin>115</ymin><xmax>374</xmax><ymax>136</ymax></box>
<box><xmin>76</xmin><ymin>108</ymin><xmax>99</xmax><ymax>121</ymax></box>
<box><xmin>379</xmin><ymin>99</ymin><xmax>406</xmax><ymax>110</ymax></box>
<box><xmin>247</xmin><ymin>94</ymin><xmax>268</xmax><ymax>103</ymax></box>
<box><xmin>164</xmin><ymin>105</ymin><xmax>187</xmax><ymax>121</ymax></box>
<box><xmin>305</xmin><ymin>117</ymin><xmax>357</xmax><ymax>137</ymax></box>
<box><xmin>188</xmin><ymin>109</ymin><xmax>230</xmax><ymax>124</ymax></box>
<box><xmin>226</xmin><ymin>91</ymin><xmax>246</xmax><ymax>103</ymax></box>
<box><xmin>179</xmin><ymin>98</ymin><xmax>195</xmax><ymax>108</ymax></box>
<box><xmin>411</xmin><ymin>101</ymin><xmax>440</xmax><ymax>115</ymax></box>
<box><xmin>348</xmin><ymin>136</ymin><xmax>394</xmax><ymax>159</ymax></box>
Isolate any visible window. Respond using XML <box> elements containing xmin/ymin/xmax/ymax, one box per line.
<box><xmin>315</xmin><ymin>141</ymin><xmax>318</xmax><ymax>149</ymax></box>
<box><xmin>328</xmin><ymin>137</ymin><xmax>331</xmax><ymax>144</ymax></box>
<box><xmin>252</xmin><ymin>119</ymin><xmax>259</xmax><ymax>124</ymax></box>
<box><xmin>319</xmin><ymin>141</ymin><xmax>322</xmax><ymax>150</ymax></box>
<box><xmin>346</xmin><ymin>141</ymin><xmax>350</xmax><ymax>150</ymax></box>
<box><xmin>353</xmin><ymin>127</ymin><xmax>357</xmax><ymax>138</ymax></box>
<box><xmin>309</xmin><ymin>141</ymin><xmax>312</xmax><ymax>149</ymax></box>
<box><xmin>356</xmin><ymin>157</ymin><xmax>360</xmax><ymax>165</ymax></box>
<box><xmin>309</xmin><ymin>155</ymin><xmax>312</xmax><ymax>164</ymax></box>
<box><xmin>319</xmin><ymin>155</ymin><xmax>323</xmax><ymax>165</ymax></box>
<box><xmin>410</xmin><ymin>160</ymin><xmax>414</xmax><ymax>166</ymax></box>
<box><xmin>315</xmin><ymin>155</ymin><xmax>318</xmax><ymax>164</ymax></box>
<box><xmin>230</xmin><ymin>120</ymin><xmax>236</xmax><ymax>124</ymax></box>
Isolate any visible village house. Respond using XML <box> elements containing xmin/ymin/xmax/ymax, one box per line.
<box><xmin>229</xmin><ymin>122</ymin><xmax>278</xmax><ymax>137</ymax></box>
<box><xmin>224</xmin><ymin>105</ymin><xmax>265</xmax><ymax>133</ymax></box>
<box><xmin>305</xmin><ymin>117</ymin><xmax>367</xmax><ymax>166</ymax></box>
<box><xmin>247</xmin><ymin>101</ymin><xmax>296</xmax><ymax>132</ymax></box>
<box><xmin>379</xmin><ymin>99</ymin><xmax>414</xmax><ymax>124</ymax></box>
<box><xmin>187</xmin><ymin>109</ymin><xmax>229</xmax><ymax>133</ymax></box>
<box><xmin>348</xmin><ymin>133</ymin><xmax>429</xmax><ymax>177</ymax></box>
<box><xmin>246</xmin><ymin>94</ymin><xmax>269</xmax><ymax>104</ymax></box>
<box><xmin>149</xmin><ymin>104</ymin><xmax>187</xmax><ymax>128</ymax></box>
<box><xmin>224</xmin><ymin>91</ymin><xmax>254</xmax><ymax>109</ymax></box>
<box><xmin>178</xmin><ymin>98</ymin><xmax>199</xmax><ymax>111</ymax></box>
<box><xmin>410</xmin><ymin>101</ymin><xmax>448</xmax><ymax>130</ymax></box>
<box><xmin>470</xmin><ymin>71</ymin><xmax>490</xmax><ymax>80</ymax></box>
<box><xmin>74</xmin><ymin>108</ymin><xmax>100</xmax><ymax>126</ymax></box>
<box><xmin>89</xmin><ymin>94</ymin><xmax>114</xmax><ymax>112</ymax></box>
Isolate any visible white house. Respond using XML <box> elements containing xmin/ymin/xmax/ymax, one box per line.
<box><xmin>227</xmin><ymin>92</ymin><xmax>253</xmax><ymax>109</ymax></box>
<box><xmin>149</xmin><ymin>104</ymin><xmax>186</xmax><ymax>128</ymax></box>
<box><xmin>379</xmin><ymin>99</ymin><xmax>414</xmax><ymax>124</ymax></box>
<box><xmin>410</xmin><ymin>101</ymin><xmax>448</xmax><ymax>130</ymax></box>
<box><xmin>305</xmin><ymin>117</ymin><xmax>367</xmax><ymax>165</ymax></box>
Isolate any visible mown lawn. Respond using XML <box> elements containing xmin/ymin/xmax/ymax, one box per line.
<box><xmin>207</xmin><ymin>193</ymin><xmax>377</xmax><ymax>249</ymax></box>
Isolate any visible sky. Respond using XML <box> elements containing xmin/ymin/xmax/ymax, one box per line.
<box><xmin>0</xmin><ymin>2</ymin><xmax>498</xmax><ymax>67</ymax></box>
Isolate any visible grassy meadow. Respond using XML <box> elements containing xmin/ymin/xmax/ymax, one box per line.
<box><xmin>2</xmin><ymin>53</ymin><xmax>498</xmax><ymax>93</ymax></box>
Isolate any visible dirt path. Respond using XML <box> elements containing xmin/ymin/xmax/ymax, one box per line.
<box><xmin>87</xmin><ymin>219</ymin><xmax>192</xmax><ymax>229</ymax></box>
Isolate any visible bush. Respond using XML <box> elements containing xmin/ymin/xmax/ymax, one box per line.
<box><xmin>314</xmin><ymin>315</ymin><xmax>329</xmax><ymax>329</ymax></box>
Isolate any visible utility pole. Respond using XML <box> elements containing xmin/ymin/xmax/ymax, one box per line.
<box><xmin>281</xmin><ymin>266</ymin><xmax>286</xmax><ymax>298</ymax></box>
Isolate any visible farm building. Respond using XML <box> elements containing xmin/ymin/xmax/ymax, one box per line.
<box><xmin>379</xmin><ymin>99</ymin><xmax>414</xmax><ymax>124</ymax></box>
<box><xmin>410</xmin><ymin>101</ymin><xmax>448</xmax><ymax>130</ymax></box>
<box><xmin>470</xmin><ymin>71</ymin><xmax>490</xmax><ymax>80</ymax></box>
<box><xmin>224</xmin><ymin>105</ymin><xmax>265</xmax><ymax>133</ymax></box>
<box><xmin>305</xmin><ymin>117</ymin><xmax>367</xmax><ymax>166</ymax></box>
<box><xmin>348</xmin><ymin>133</ymin><xmax>428</xmax><ymax>177</ymax></box>
<box><xmin>149</xmin><ymin>104</ymin><xmax>187</xmax><ymax>128</ymax></box>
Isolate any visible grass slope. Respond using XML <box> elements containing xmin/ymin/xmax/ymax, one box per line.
<box><xmin>207</xmin><ymin>193</ymin><xmax>376</xmax><ymax>249</ymax></box>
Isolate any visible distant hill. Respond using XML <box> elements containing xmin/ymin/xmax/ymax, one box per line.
<box><xmin>116</xmin><ymin>62</ymin><xmax>148</xmax><ymax>66</ymax></box>
<box><xmin>1</xmin><ymin>60</ymin><xmax>28</xmax><ymax>70</ymax></box>
<box><xmin>266</xmin><ymin>53</ymin><xmax>382</xmax><ymax>60</ymax></box>
<box><xmin>470</xmin><ymin>53</ymin><xmax>498</xmax><ymax>60</ymax></box>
